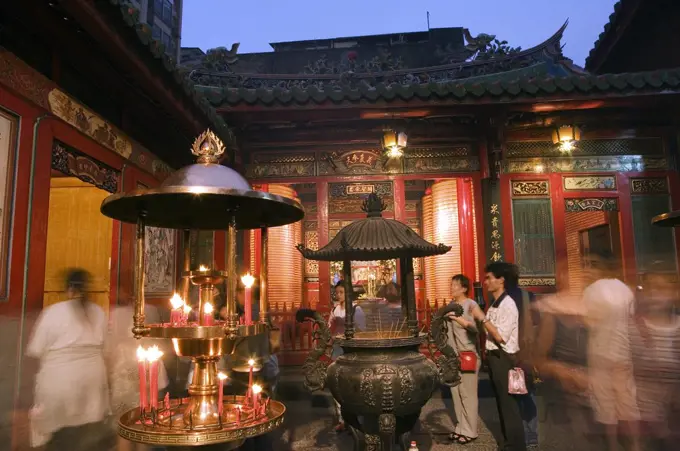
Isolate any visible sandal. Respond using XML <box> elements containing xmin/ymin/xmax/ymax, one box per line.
<box><xmin>457</xmin><ymin>436</ymin><xmax>477</xmax><ymax>445</ymax></box>
<box><xmin>449</xmin><ymin>433</ymin><xmax>462</xmax><ymax>441</ymax></box>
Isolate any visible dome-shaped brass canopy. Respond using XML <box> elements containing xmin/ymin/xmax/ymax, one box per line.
<box><xmin>652</xmin><ymin>210</ymin><xmax>680</xmax><ymax>227</ymax></box>
<box><xmin>297</xmin><ymin>193</ymin><xmax>451</xmax><ymax>261</ymax></box>
<box><xmin>100</xmin><ymin>130</ymin><xmax>305</xmax><ymax>230</ymax></box>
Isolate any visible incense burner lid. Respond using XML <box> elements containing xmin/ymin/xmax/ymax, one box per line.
<box><xmin>297</xmin><ymin>194</ymin><xmax>450</xmax><ymax>261</ymax></box>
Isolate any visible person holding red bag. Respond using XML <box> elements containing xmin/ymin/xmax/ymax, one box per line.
<box><xmin>445</xmin><ymin>274</ymin><xmax>483</xmax><ymax>445</ymax></box>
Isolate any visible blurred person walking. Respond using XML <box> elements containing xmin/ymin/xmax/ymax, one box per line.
<box><xmin>630</xmin><ymin>270</ymin><xmax>680</xmax><ymax>450</ymax></box>
<box><xmin>26</xmin><ymin>269</ymin><xmax>113</xmax><ymax>451</ymax></box>
<box><xmin>483</xmin><ymin>262</ymin><xmax>526</xmax><ymax>451</ymax></box>
<box><xmin>583</xmin><ymin>253</ymin><xmax>641</xmax><ymax>451</ymax></box>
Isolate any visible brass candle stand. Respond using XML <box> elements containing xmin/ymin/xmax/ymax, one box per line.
<box><xmin>101</xmin><ymin>130</ymin><xmax>304</xmax><ymax>447</ymax></box>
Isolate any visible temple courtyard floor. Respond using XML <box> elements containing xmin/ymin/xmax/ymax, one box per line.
<box><xmin>258</xmin><ymin>367</ymin><xmax>594</xmax><ymax>451</ymax></box>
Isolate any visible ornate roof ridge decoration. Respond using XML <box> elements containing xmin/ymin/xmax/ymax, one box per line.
<box><xmin>297</xmin><ymin>193</ymin><xmax>451</xmax><ymax>261</ymax></box>
<box><xmin>199</xmin><ymin>67</ymin><xmax>680</xmax><ymax>107</ymax></box>
<box><xmin>189</xmin><ymin>21</ymin><xmax>574</xmax><ymax>90</ymax></box>
<box><xmin>98</xmin><ymin>0</ymin><xmax>235</xmax><ymax>150</ymax></box>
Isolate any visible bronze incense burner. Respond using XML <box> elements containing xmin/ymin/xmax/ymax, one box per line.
<box><xmin>296</xmin><ymin>194</ymin><xmax>462</xmax><ymax>451</ymax></box>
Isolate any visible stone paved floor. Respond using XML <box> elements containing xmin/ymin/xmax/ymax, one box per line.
<box><xmin>259</xmin><ymin>367</ymin><xmax>591</xmax><ymax>451</ymax></box>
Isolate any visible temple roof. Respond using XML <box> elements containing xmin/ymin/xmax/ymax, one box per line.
<box><xmin>585</xmin><ymin>0</ymin><xmax>637</xmax><ymax>72</ymax></box>
<box><xmin>296</xmin><ymin>194</ymin><xmax>451</xmax><ymax>261</ymax></box>
<box><xmin>183</xmin><ymin>22</ymin><xmax>596</xmax><ymax>103</ymax></box>
<box><xmin>198</xmin><ymin>66</ymin><xmax>680</xmax><ymax>107</ymax></box>
<box><xmin>98</xmin><ymin>0</ymin><xmax>233</xmax><ymax>146</ymax></box>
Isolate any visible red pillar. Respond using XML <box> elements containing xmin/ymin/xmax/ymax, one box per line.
<box><xmin>457</xmin><ymin>178</ymin><xmax>476</xmax><ymax>286</ymax></box>
<box><xmin>393</xmin><ymin>178</ymin><xmax>406</xmax><ymax>285</ymax></box>
<box><xmin>317</xmin><ymin>182</ymin><xmax>330</xmax><ymax>313</ymax></box>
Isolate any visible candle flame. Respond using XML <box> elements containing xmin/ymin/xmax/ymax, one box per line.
<box><xmin>145</xmin><ymin>345</ymin><xmax>163</xmax><ymax>362</ymax></box>
<box><xmin>204</xmin><ymin>303</ymin><xmax>214</xmax><ymax>315</ymax></box>
<box><xmin>170</xmin><ymin>293</ymin><xmax>184</xmax><ymax>310</ymax></box>
<box><xmin>199</xmin><ymin>265</ymin><xmax>209</xmax><ymax>272</ymax></box>
<box><xmin>241</xmin><ymin>273</ymin><xmax>255</xmax><ymax>288</ymax></box>
<box><xmin>248</xmin><ymin>358</ymin><xmax>255</xmax><ymax>367</ymax></box>
<box><xmin>183</xmin><ymin>304</ymin><xmax>192</xmax><ymax>314</ymax></box>
<box><xmin>136</xmin><ymin>345</ymin><xmax>146</xmax><ymax>362</ymax></box>
<box><xmin>252</xmin><ymin>384</ymin><xmax>262</xmax><ymax>395</ymax></box>
<box><xmin>217</xmin><ymin>372</ymin><xmax>228</xmax><ymax>381</ymax></box>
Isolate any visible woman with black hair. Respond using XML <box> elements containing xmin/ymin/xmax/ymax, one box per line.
<box><xmin>27</xmin><ymin>269</ymin><xmax>112</xmax><ymax>451</ymax></box>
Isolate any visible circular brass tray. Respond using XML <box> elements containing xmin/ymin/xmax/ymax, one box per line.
<box><xmin>100</xmin><ymin>186</ymin><xmax>304</xmax><ymax>230</ymax></box>
<box><xmin>118</xmin><ymin>395</ymin><xmax>285</xmax><ymax>447</ymax></box>
<box><xmin>147</xmin><ymin>322</ymin><xmax>267</xmax><ymax>339</ymax></box>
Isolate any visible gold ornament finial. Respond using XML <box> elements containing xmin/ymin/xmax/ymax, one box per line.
<box><xmin>191</xmin><ymin>129</ymin><xmax>225</xmax><ymax>164</ymax></box>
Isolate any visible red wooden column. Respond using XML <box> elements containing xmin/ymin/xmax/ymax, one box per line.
<box><xmin>251</xmin><ymin>184</ymin><xmax>268</xmax><ymax>279</ymax></box>
<box><xmin>317</xmin><ymin>182</ymin><xmax>331</xmax><ymax>313</ymax></box>
<box><xmin>214</xmin><ymin>232</ymin><xmax>226</xmax><ymax>270</ymax></box>
<box><xmin>393</xmin><ymin>178</ymin><xmax>406</xmax><ymax>285</ymax></box>
<box><xmin>457</xmin><ymin>177</ymin><xmax>476</xmax><ymax>283</ymax></box>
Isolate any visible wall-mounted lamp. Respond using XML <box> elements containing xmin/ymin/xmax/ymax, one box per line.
<box><xmin>382</xmin><ymin>130</ymin><xmax>407</xmax><ymax>158</ymax></box>
<box><xmin>551</xmin><ymin>125</ymin><xmax>581</xmax><ymax>153</ymax></box>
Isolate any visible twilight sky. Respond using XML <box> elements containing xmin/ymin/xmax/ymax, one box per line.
<box><xmin>181</xmin><ymin>0</ymin><xmax>617</xmax><ymax>68</ymax></box>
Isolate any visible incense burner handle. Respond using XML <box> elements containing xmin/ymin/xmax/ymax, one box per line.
<box><xmin>296</xmin><ymin>308</ymin><xmax>332</xmax><ymax>392</ymax></box>
<box><xmin>427</xmin><ymin>302</ymin><xmax>464</xmax><ymax>387</ymax></box>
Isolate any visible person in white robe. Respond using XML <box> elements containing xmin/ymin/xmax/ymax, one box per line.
<box><xmin>26</xmin><ymin>269</ymin><xmax>111</xmax><ymax>451</ymax></box>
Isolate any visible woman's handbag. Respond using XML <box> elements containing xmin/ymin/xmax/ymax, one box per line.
<box><xmin>459</xmin><ymin>350</ymin><xmax>478</xmax><ymax>372</ymax></box>
<box><xmin>508</xmin><ymin>367</ymin><xmax>528</xmax><ymax>395</ymax></box>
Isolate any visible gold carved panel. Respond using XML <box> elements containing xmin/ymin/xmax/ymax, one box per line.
<box><xmin>630</xmin><ymin>177</ymin><xmax>669</xmax><ymax>194</ymax></box>
<box><xmin>563</xmin><ymin>176</ymin><xmax>616</xmax><ymax>191</ymax></box>
<box><xmin>511</xmin><ymin>180</ymin><xmax>549</xmax><ymax>197</ymax></box>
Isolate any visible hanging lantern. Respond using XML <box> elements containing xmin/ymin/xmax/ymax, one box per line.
<box><xmin>551</xmin><ymin>125</ymin><xmax>581</xmax><ymax>152</ymax></box>
<box><xmin>382</xmin><ymin>130</ymin><xmax>407</xmax><ymax>158</ymax></box>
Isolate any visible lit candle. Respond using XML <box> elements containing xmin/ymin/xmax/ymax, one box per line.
<box><xmin>136</xmin><ymin>346</ymin><xmax>148</xmax><ymax>413</ymax></box>
<box><xmin>217</xmin><ymin>372</ymin><xmax>227</xmax><ymax>415</ymax></box>
<box><xmin>252</xmin><ymin>384</ymin><xmax>262</xmax><ymax>413</ymax></box>
<box><xmin>202</xmin><ymin>302</ymin><xmax>214</xmax><ymax>326</ymax></box>
<box><xmin>199</xmin><ymin>265</ymin><xmax>209</xmax><ymax>272</ymax></box>
<box><xmin>247</xmin><ymin>359</ymin><xmax>255</xmax><ymax>403</ymax></box>
<box><xmin>146</xmin><ymin>345</ymin><xmax>163</xmax><ymax>411</ymax></box>
<box><xmin>241</xmin><ymin>273</ymin><xmax>255</xmax><ymax>325</ymax></box>
<box><xmin>169</xmin><ymin>293</ymin><xmax>184</xmax><ymax>326</ymax></box>
<box><xmin>182</xmin><ymin>303</ymin><xmax>192</xmax><ymax>325</ymax></box>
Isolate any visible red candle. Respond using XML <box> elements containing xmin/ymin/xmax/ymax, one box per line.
<box><xmin>147</xmin><ymin>346</ymin><xmax>163</xmax><ymax>410</ymax></box>
<box><xmin>217</xmin><ymin>372</ymin><xmax>227</xmax><ymax>415</ymax></box>
<box><xmin>241</xmin><ymin>274</ymin><xmax>255</xmax><ymax>325</ymax></box>
<box><xmin>236</xmin><ymin>406</ymin><xmax>241</xmax><ymax>425</ymax></box>
<box><xmin>164</xmin><ymin>392</ymin><xmax>170</xmax><ymax>411</ymax></box>
<box><xmin>252</xmin><ymin>384</ymin><xmax>262</xmax><ymax>413</ymax></box>
<box><xmin>182</xmin><ymin>304</ymin><xmax>192</xmax><ymax>325</ymax></box>
<box><xmin>136</xmin><ymin>346</ymin><xmax>148</xmax><ymax>413</ymax></box>
<box><xmin>202</xmin><ymin>303</ymin><xmax>214</xmax><ymax>326</ymax></box>
<box><xmin>169</xmin><ymin>293</ymin><xmax>184</xmax><ymax>326</ymax></box>
<box><xmin>247</xmin><ymin>359</ymin><xmax>255</xmax><ymax>403</ymax></box>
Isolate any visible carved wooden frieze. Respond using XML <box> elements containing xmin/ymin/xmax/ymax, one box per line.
<box><xmin>318</xmin><ymin>149</ymin><xmax>384</xmax><ymax>176</ymax></box>
<box><xmin>246</xmin><ymin>153</ymin><xmax>316</xmax><ymax>178</ymax></box>
<box><xmin>563</xmin><ymin>176</ymin><xmax>616</xmax><ymax>191</ymax></box>
<box><xmin>404</xmin><ymin>147</ymin><xmax>478</xmax><ymax>174</ymax></box>
<box><xmin>511</xmin><ymin>180</ymin><xmax>549</xmax><ymax>197</ymax></box>
<box><xmin>564</xmin><ymin>198</ymin><xmax>619</xmax><ymax>212</ymax></box>
<box><xmin>630</xmin><ymin>177</ymin><xmax>668</xmax><ymax>194</ymax></box>
<box><xmin>519</xmin><ymin>277</ymin><xmax>556</xmax><ymax>287</ymax></box>
<box><xmin>51</xmin><ymin>141</ymin><xmax>119</xmax><ymax>193</ymax></box>
<box><xmin>304</xmin><ymin>221</ymin><xmax>318</xmax><ymax>231</ymax></box>
<box><xmin>506</xmin><ymin>138</ymin><xmax>664</xmax><ymax>158</ymax></box>
<box><xmin>506</xmin><ymin>156</ymin><xmax>667</xmax><ymax>173</ymax></box>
